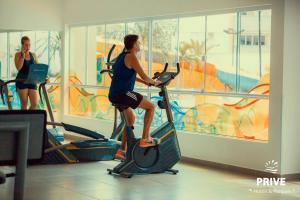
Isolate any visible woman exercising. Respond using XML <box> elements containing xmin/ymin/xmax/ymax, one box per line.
<box><xmin>109</xmin><ymin>34</ymin><xmax>161</xmax><ymax>160</ymax></box>
<box><xmin>14</xmin><ymin>36</ymin><xmax>39</xmax><ymax>110</ymax></box>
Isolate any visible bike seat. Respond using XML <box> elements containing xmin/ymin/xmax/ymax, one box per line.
<box><xmin>112</xmin><ymin>103</ymin><xmax>128</xmax><ymax>111</ymax></box>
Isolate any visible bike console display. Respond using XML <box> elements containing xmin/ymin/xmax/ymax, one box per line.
<box><xmin>152</xmin><ymin>63</ymin><xmax>180</xmax><ymax>87</ymax></box>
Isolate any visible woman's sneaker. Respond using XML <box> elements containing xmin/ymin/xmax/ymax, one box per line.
<box><xmin>139</xmin><ymin>137</ymin><xmax>161</xmax><ymax>148</ymax></box>
<box><xmin>115</xmin><ymin>149</ymin><xmax>126</xmax><ymax>160</ymax></box>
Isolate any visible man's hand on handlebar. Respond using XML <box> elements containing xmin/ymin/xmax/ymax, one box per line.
<box><xmin>145</xmin><ymin>82</ymin><xmax>153</xmax><ymax>86</ymax></box>
<box><xmin>137</xmin><ymin>77</ymin><xmax>160</xmax><ymax>87</ymax></box>
<box><xmin>147</xmin><ymin>80</ymin><xmax>161</xmax><ymax>87</ymax></box>
<box><xmin>154</xmin><ymin>80</ymin><xmax>162</xmax><ymax>86</ymax></box>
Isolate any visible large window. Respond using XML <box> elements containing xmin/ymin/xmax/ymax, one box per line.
<box><xmin>68</xmin><ymin>9</ymin><xmax>271</xmax><ymax>141</ymax></box>
<box><xmin>0</xmin><ymin>31</ymin><xmax>62</xmax><ymax>113</ymax></box>
<box><xmin>0</xmin><ymin>33</ymin><xmax>8</xmax><ymax>78</ymax></box>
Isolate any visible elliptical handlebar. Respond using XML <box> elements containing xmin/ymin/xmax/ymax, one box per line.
<box><xmin>101</xmin><ymin>44</ymin><xmax>121</xmax><ymax>78</ymax></box>
<box><xmin>5</xmin><ymin>80</ymin><xmax>16</xmax><ymax>84</ymax></box>
<box><xmin>175</xmin><ymin>62</ymin><xmax>180</xmax><ymax>76</ymax></box>
<box><xmin>0</xmin><ymin>79</ymin><xmax>21</xmax><ymax>105</ymax></box>
<box><xmin>0</xmin><ymin>79</ymin><xmax>4</xmax><ymax>104</ymax></box>
<box><xmin>38</xmin><ymin>82</ymin><xmax>45</xmax><ymax>105</ymax></box>
<box><xmin>100</xmin><ymin>69</ymin><xmax>113</xmax><ymax>78</ymax></box>
<box><xmin>38</xmin><ymin>76</ymin><xmax>50</xmax><ymax>106</ymax></box>
<box><xmin>100</xmin><ymin>69</ymin><xmax>113</xmax><ymax>74</ymax></box>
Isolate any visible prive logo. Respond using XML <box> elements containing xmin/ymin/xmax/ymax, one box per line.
<box><xmin>256</xmin><ymin>160</ymin><xmax>286</xmax><ymax>187</ymax></box>
<box><xmin>264</xmin><ymin>160</ymin><xmax>278</xmax><ymax>174</ymax></box>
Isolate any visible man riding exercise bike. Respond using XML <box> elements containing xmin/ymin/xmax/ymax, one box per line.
<box><xmin>108</xmin><ymin>34</ymin><xmax>161</xmax><ymax>160</ymax></box>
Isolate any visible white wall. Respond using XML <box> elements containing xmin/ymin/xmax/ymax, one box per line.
<box><xmin>0</xmin><ymin>0</ymin><xmax>63</xmax><ymax>31</ymax></box>
<box><xmin>281</xmin><ymin>0</ymin><xmax>300</xmax><ymax>175</ymax></box>
<box><xmin>64</xmin><ymin>0</ymin><xmax>273</xmax><ymax>25</ymax></box>
<box><xmin>62</xmin><ymin>0</ymin><xmax>286</xmax><ymax>173</ymax></box>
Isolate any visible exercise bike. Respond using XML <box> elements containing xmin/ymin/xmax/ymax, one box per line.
<box><xmin>103</xmin><ymin>62</ymin><xmax>181</xmax><ymax>178</ymax></box>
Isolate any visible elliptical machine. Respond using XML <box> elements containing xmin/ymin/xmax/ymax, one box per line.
<box><xmin>105</xmin><ymin>62</ymin><xmax>181</xmax><ymax>178</ymax></box>
<box><xmin>0</xmin><ymin>48</ymin><xmax>125</xmax><ymax>163</ymax></box>
<box><xmin>38</xmin><ymin>45</ymin><xmax>125</xmax><ymax>163</ymax></box>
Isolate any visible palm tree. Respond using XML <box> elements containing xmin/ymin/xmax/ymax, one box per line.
<box><xmin>179</xmin><ymin>37</ymin><xmax>218</xmax><ymax>70</ymax></box>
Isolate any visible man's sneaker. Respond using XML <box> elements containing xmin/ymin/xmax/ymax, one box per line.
<box><xmin>115</xmin><ymin>149</ymin><xmax>126</xmax><ymax>160</ymax></box>
<box><xmin>139</xmin><ymin>137</ymin><xmax>161</xmax><ymax>148</ymax></box>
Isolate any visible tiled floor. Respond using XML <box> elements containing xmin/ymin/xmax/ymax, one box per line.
<box><xmin>1</xmin><ymin>161</ymin><xmax>300</xmax><ymax>200</ymax></box>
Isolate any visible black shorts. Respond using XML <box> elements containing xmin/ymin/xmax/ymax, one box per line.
<box><xmin>109</xmin><ymin>91</ymin><xmax>143</xmax><ymax>111</ymax></box>
<box><xmin>16</xmin><ymin>82</ymin><xmax>37</xmax><ymax>90</ymax></box>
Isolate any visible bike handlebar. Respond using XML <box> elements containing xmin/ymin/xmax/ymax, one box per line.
<box><xmin>100</xmin><ymin>69</ymin><xmax>112</xmax><ymax>74</ymax></box>
<box><xmin>175</xmin><ymin>62</ymin><xmax>180</xmax><ymax>75</ymax></box>
<box><xmin>152</xmin><ymin>62</ymin><xmax>180</xmax><ymax>79</ymax></box>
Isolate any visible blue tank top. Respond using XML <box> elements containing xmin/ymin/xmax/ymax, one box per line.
<box><xmin>109</xmin><ymin>52</ymin><xmax>137</xmax><ymax>98</ymax></box>
<box><xmin>16</xmin><ymin>52</ymin><xmax>35</xmax><ymax>80</ymax></box>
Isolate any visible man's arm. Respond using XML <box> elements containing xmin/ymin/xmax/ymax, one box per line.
<box><xmin>125</xmin><ymin>54</ymin><xmax>155</xmax><ymax>85</ymax></box>
<box><xmin>136</xmin><ymin>77</ymin><xmax>151</xmax><ymax>86</ymax></box>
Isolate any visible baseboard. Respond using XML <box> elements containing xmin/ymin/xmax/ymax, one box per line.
<box><xmin>180</xmin><ymin>157</ymin><xmax>300</xmax><ymax>181</ymax></box>
<box><xmin>283</xmin><ymin>173</ymin><xmax>300</xmax><ymax>181</ymax></box>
